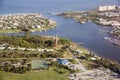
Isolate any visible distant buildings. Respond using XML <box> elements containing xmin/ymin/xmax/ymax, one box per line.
<box><xmin>98</xmin><ymin>18</ymin><xmax>120</xmax><ymax>26</ymax></box>
<box><xmin>98</xmin><ymin>5</ymin><xmax>116</xmax><ymax>11</ymax></box>
<box><xmin>118</xmin><ymin>6</ymin><xmax>120</xmax><ymax>9</ymax></box>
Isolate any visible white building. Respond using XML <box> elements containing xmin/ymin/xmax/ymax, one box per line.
<box><xmin>98</xmin><ymin>6</ymin><xmax>107</xmax><ymax>11</ymax></box>
<box><xmin>98</xmin><ymin>5</ymin><xmax>116</xmax><ymax>11</ymax></box>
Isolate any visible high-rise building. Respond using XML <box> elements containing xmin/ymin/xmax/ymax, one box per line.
<box><xmin>98</xmin><ymin>5</ymin><xmax>116</xmax><ymax>11</ymax></box>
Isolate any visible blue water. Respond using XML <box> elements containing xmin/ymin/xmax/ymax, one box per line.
<box><xmin>0</xmin><ymin>0</ymin><xmax>120</xmax><ymax>62</ymax></box>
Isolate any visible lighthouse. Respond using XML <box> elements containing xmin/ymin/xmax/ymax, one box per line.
<box><xmin>55</xmin><ymin>35</ymin><xmax>58</xmax><ymax>45</ymax></box>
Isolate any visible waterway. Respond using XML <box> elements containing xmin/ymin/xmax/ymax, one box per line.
<box><xmin>0</xmin><ymin>0</ymin><xmax>120</xmax><ymax>62</ymax></box>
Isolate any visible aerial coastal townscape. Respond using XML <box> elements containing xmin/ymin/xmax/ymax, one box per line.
<box><xmin>0</xmin><ymin>1</ymin><xmax>120</xmax><ymax>80</ymax></box>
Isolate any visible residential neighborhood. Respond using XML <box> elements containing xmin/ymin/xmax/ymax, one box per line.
<box><xmin>0</xmin><ymin>13</ymin><xmax>56</xmax><ymax>32</ymax></box>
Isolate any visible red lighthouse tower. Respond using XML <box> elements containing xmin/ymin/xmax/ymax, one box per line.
<box><xmin>55</xmin><ymin>35</ymin><xmax>58</xmax><ymax>45</ymax></box>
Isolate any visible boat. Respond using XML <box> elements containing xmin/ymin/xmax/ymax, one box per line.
<box><xmin>104</xmin><ymin>37</ymin><xmax>110</xmax><ymax>40</ymax></box>
<box><xmin>80</xmin><ymin>21</ymin><xmax>86</xmax><ymax>24</ymax></box>
<box><xmin>76</xmin><ymin>42</ymin><xmax>84</xmax><ymax>45</ymax></box>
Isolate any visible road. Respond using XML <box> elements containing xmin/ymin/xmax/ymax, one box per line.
<box><xmin>74</xmin><ymin>57</ymin><xmax>87</xmax><ymax>72</ymax></box>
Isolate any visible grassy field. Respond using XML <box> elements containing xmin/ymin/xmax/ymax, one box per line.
<box><xmin>0</xmin><ymin>70</ymin><xmax>69</xmax><ymax>80</ymax></box>
<box><xmin>0</xmin><ymin>29</ymin><xmax>21</xmax><ymax>33</ymax></box>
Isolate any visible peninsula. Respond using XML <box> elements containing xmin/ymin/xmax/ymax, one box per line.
<box><xmin>0</xmin><ymin>13</ymin><xmax>56</xmax><ymax>33</ymax></box>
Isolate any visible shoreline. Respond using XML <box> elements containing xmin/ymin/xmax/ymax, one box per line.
<box><xmin>57</xmin><ymin>6</ymin><xmax>120</xmax><ymax>46</ymax></box>
<box><xmin>79</xmin><ymin>43</ymin><xmax>120</xmax><ymax>65</ymax></box>
<box><xmin>0</xmin><ymin>26</ymin><xmax>56</xmax><ymax>34</ymax></box>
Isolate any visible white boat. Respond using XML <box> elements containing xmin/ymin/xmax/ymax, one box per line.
<box><xmin>104</xmin><ymin>37</ymin><xmax>110</xmax><ymax>40</ymax></box>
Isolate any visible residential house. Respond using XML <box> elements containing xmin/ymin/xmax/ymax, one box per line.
<box><xmin>57</xmin><ymin>59</ymin><xmax>70</xmax><ymax>65</ymax></box>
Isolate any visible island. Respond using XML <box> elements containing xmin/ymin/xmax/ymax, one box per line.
<box><xmin>57</xmin><ymin>5</ymin><xmax>120</xmax><ymax>46</ymax></box>
<box><xmin>0</xmin><ymin>34</ymin><xmax>120</xmax><ymax>80</ymax></box>
<box><xmin>0</xmin><ymin>13</ymin><xmax>56</xmax><ymax>33</ymax></box>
